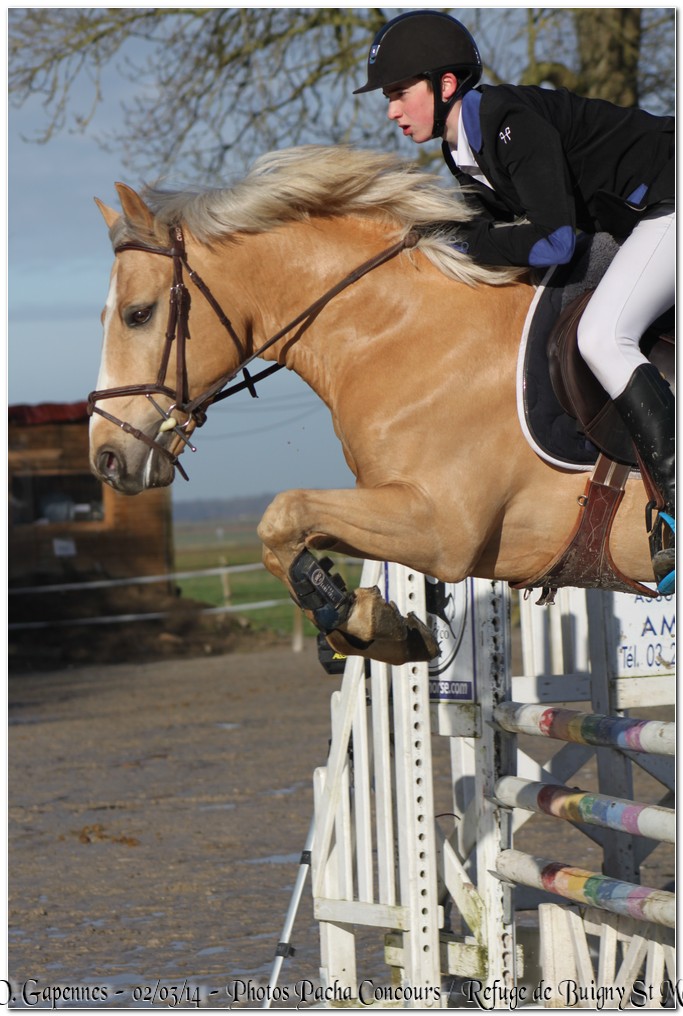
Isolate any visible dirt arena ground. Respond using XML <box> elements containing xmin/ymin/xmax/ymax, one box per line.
<box><xmin>9</xmin><ymin>643</ymin><xmax>337</xmax><ymax>1009</ymax></box>
<box><xmin>8</xmin><ymin>641</ymin><xmax>674</xmax><ymax>1010</ymax></box>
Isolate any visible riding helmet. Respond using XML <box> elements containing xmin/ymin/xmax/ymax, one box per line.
<box><xmin>354</xmin><ymin>10</ymin><xmax>482</xmax><ymax>130</ymax></box>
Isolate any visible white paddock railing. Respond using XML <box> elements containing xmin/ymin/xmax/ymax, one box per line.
<box><xmin>8</xmin><ymin>598</ymin><xmax>293</xmax><ymax>631</ymax></box>
<box><xmin>8</xmin><ymin>562</ymin><xmax>267</xmax><ymax>596</ymax></box>
<box><xmin>9</xmin><ymin>559</ymin><xmax>362</xmax><ymax>654</ymax></box>
<box><xmin>8</xmin><ymin>561</ymin><xmax>298</xmax><ymax>640</ymax></box>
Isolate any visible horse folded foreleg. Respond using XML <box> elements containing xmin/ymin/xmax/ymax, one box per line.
<box><xmin>259</xmin><ymin>486</ymin><xmax>442</xmax><ymax>665</ymax></box>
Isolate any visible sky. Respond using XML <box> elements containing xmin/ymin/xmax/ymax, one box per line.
<box><xmin>7</xmin><ymin>33</ymin><xmax>355</xmax><ymax>505</ymax></box>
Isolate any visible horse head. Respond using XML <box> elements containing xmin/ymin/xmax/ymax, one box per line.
<box><xmin>89</xmin><ymin>184</ymin><xmax>245</xmax><ymax>493</ymax></box>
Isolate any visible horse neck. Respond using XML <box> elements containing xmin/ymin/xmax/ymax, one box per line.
<box><xmin>207</xmin><ymin>216</ymin><xmax>415</xmax><ymax>394</ymax></box>
<box><xmin>192</xmin><ymin>217</ymin><xmax>530</xmax><ymax>418</ymax></box>
<box><xmin>231</xmin><ymin>217</ymin><xmax>389</xmax><ymax>321</ymax></box>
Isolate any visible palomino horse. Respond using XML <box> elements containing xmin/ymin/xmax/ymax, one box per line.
<box><xmin>89</xmin><ymin>145</ymin><xmax>654</xmax><ymax>665</ymax></box>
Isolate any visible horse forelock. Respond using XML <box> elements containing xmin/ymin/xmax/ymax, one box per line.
<box><xmin>127</xmin><ymin>147</ymin><xmax>524</xmax><ymax>287</ymax></box>
<box><xmin>109</xmin><ymin>216</ymin><xmax>166</xmax><ymax>252</ymax></box>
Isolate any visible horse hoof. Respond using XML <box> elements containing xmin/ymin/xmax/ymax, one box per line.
<box><xmin>405</xmin><ymin>612</ymin><xmax>440</xmax><ymax>662</ymax></box>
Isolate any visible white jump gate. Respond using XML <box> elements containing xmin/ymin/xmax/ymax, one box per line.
<box><xmin>310</xmin><ymin>561</ymin><xmax>675</xmax><ymax>1008</ymax></box>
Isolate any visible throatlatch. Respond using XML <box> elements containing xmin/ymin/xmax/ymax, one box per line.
<box><xmin>289</xmin><ymin>550</ymin><xmax>354</xmax><ymax>632</ymax></box>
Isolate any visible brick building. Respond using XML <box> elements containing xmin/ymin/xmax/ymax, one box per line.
<box><xmin>8</xmin><ymin>401</ymin><xmax>173</xmax><ymax>586</ymax></box>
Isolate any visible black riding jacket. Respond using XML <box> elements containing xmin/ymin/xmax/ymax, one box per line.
<box><xmin>442</xmin><ymin>84</ymin><xmax>675</xmax><ymax>269</ymax></box>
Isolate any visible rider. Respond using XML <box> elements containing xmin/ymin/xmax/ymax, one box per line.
<box><xmin>354</xmin><ymin>10</ymin><xmax>675</xmax><ymax>594</ymax></box>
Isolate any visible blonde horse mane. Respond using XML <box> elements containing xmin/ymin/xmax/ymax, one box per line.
<box><xmin>123</xmin><ymin>146</ymin><xmax>525</xmax><ymax>287</ymax></box>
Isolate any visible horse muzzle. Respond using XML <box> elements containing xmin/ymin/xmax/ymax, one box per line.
<box><xmin>90</xmin><ymin>413</ymin><xmax>193</xmax><ymax>493</ymax></box>
<box><xmin>92</xmin><ymin>439</ymin><xmax>177</xmax><ymax>493</ymax></box>
<box><xmin>88</xmin><ymin>391</ymin><xmax>198</xmax><ymax>491</ymax></box>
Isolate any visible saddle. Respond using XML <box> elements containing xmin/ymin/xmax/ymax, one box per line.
<box><xmin>514</xmin><ymin>234</ymin><xmax>675</xmax><ymax>604</ymax></box>
<box><xmin>548</xmin><ymin>293</ymin><xmax>675</xmax><ymax>466</ymax></box>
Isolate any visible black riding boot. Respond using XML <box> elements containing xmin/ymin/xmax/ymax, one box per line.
<box><xmin>613</xmin><ymin>363</ymin><xmax>675</xmax><ymax>592</ymax></box>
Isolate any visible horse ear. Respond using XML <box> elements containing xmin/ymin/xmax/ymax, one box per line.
<box><xmin>94</xmin><ymin>197</ymin><xmax>120</xmax><ymax>229</ymax></box>
<box><xmin>114</xmin><ymin>182</ymin><xmax>156</xmax><ymax>232</ymax></box>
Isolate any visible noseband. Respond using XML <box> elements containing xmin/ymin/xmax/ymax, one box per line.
<box><xmin>88</xmin><ymin>224</ymin><xmax>418</xmax><ymax>480</ymax></box>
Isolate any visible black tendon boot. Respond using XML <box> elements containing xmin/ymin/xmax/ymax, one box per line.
<box><xmin>613</xmin><ymin>363</ymin><xmax>676</xmax><ymax>593</ymax></box>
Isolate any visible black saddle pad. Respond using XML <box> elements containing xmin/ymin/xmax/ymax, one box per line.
<box><xmin>520</xmin><ymin>233</ymin><xmax>623</xmax><ymax>468</ymax></box>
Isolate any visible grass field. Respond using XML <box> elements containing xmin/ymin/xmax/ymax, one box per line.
<box><xmin>173</xmin><ymin>517</ymin><xmax>362</xmax><ymax>638</ymax></box>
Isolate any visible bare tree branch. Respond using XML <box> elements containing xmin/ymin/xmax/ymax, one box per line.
<box><xmin>8</xmin><ymin>7</ymin><xmax>674</xmax><ymax>180</ymax></box>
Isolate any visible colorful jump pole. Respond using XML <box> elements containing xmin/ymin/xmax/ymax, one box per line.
<box><xmin>494</xmin><ymin>776</ymin><xmax>675</xmax><ymax>843</ymax></box>
<box><xmin>494</xmin><ymin>702</ymin><xmax>675</xmax><ymax>756</ymax></box>
<box><xmin>496</xmin><ymin>850</ymin><xmax>675</xmax><ymax>928</ymax></box>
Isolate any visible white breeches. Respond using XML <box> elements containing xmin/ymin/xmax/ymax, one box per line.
<box><xmin>577</xmin><ymin>207</ymin><xmax>675</xmax><ymax>398</ymax></box>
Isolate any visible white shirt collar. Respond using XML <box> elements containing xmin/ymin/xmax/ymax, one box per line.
<box><xmin>451</xmin><ymin>109</ymin><xmax>493</xmax><ymax>190</ymax></box>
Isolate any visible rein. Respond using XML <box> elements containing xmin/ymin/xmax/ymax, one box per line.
<box><xmin>88</xmin><ymin>225</ymin><xmax>419</xmax><ymax>479</ymax></box>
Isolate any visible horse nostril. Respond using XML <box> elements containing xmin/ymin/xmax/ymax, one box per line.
<box><xmin>98</xmin><ymin>449</ymin><xmax>121</xmax><ymax>480</ymax></box>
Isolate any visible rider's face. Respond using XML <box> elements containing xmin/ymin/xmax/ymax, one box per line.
<box><xmin>384</xmin><ymin>78</ymin><xmax>435</xmax><ymax>144</ymax></box>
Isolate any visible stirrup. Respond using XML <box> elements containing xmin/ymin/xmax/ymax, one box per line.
<box><xmin>652</xmin><ymin>512</ymin><xmax>675</xmax><ymax>595</ymax></box>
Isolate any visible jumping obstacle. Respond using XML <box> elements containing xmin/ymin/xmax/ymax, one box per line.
<box><xmin>308</xmin><ymin>563</ymin><xmax>675</xmax><ymax>1007</ymax></box>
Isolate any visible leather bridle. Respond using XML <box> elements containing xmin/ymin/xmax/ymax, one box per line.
<box><xmin>88</xmin><ymin>224</ymin><xmax>418</xmax><ymax>481</ymax></box>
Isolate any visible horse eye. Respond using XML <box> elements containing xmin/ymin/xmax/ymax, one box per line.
<box><xmin>126</xmin><ymin>305</ymin><xmax>155</xmax><ymax>327</ymax></box>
